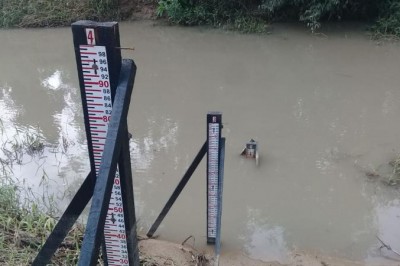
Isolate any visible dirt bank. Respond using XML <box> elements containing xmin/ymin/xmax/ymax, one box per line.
<box><xmin>139</xmin><ymin>237</ymin><xmax>400</xmax><ymax>266</ymax></box>
<box><xmin>120</xmin><ymin>0</ymin><xmax>157</xmax><ymax>20</ymax></box>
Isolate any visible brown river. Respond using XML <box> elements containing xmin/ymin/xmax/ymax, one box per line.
<box><xmin>1</xmin><ymin>22</ymin><xmax>400</xmax><ymax>264</ymax></box>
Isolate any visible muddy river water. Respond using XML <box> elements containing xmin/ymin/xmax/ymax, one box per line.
<box><xmin>1</xmin><ymin>22</ymin><xmax>400</xmax><ymax>264</ymax></box>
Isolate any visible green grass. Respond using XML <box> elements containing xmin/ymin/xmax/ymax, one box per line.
<box><xmin>363</xmin><ymin>156</ymin><xmax>400</xmax><ymax>187</ymax></box>
<box><xmin>0</xmin><ymin>127</ymin><xmax>44</xmax><ymax>168</ymax></box>
<box><xmin>0</xmin><ymin>184</ymin><xmax>84</xmax><ymax>265</ymax></box>
<box><xmin>386</xmin><ymin>157</ymin><xmax>400</xmax><ymax>186</ymax></box>
<box><xmin>0</xmin><ymin>123</ymin><xmax>84</xmax><ymax>264</ymax></box>
<box><xmin>0</xmin><ymin>0</ymin><xmax>120</xmax><ymax>28</ymax></box>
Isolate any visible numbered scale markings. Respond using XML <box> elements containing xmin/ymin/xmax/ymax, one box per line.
<box><xmin>80</xmin><ymin>44</ymin><xmax>129</xmax><ymax>265</ymax></box>
<box><xmin>207</xmin><ymin>122</ymin><xmax>220</xmax><ymax>239</ymax></box>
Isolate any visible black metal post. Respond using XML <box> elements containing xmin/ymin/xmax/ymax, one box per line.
<box><xmin>72</xmin><ymin>21</ymin><xmax>138</xmax><ymax>266</ymax></box>
<box><xmin>32</xmin><ymin>173</ymin><xmax>95</xmax><ymax>265</ymax></box>
<box><xmin>147</xmin><ymin>141</ymin><xmax>207</xmax><ymax>238</ymax></box>
<box><xmin>71</xmin><ymin>21</ymin><xmax>122</xmax><ymax>180</ymax></box>
<box><xmin>33</xmin><ymin>20</ymin><xmax>139</xmax><ymax>266</ymax></box>
<box><xmin>118</xmin><ymin>127</ymin><xmax>140</xmax><ymax>264</ymax></box>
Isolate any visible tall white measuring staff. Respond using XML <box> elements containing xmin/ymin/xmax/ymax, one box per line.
<box><xmin>207</xmin><ymin>112</ymin><xmax>223</xmax><ymax>244</ymax></box>
<box><xmin>147</xmin><ymin>112</ymin><xmax>225</xmax><ymax>252</ymax></box>
<box><xmin>72</xmin><ymin>21</ymin><xmax>138</xmax><ymax>266</ymax></box>
<box><xmin>79</xmin><ymin>42</ymin><xmax>129</xmax><ymax>265</ymax></box>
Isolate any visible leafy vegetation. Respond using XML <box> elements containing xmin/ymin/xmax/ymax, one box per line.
<box><xmin>364</xmin><ymin>155</ymin><xmax>400</xmax><ymax>187</ymax></box>
<box><xmin>1</xmin><ymin>0</ymin><xmax>399</xmax><ymax>36</ymax></box>
<box><xmin>0</xmin><ymin>124</ymin><xmax>83</xmax><ymax>264</ymax></box>
<box><xmin>386</xmin><ymin>157</ymin><xmax>400</xmax><ymax>186</ymax></box>
<box><xmin>157</xmin><ymin>0</ymin><xmax>400</xmax><ymax>35</ymax></box>
<box><xmin>156</xmin><ymin>0</ymin><xmax>269</xmax><ymax>33</ymax></box>
<box><xmin>0</xmin><ymin>0</ymin><xmax>120</xmax><ymax>27</ymax></box>
<box><xmin>0</xmin><ymin>184</ymin><xmax>84</xmax><ymax>265</ymax></box>
<box><xmin>371</xmin><ymin>0</ymin><xmax>400</xmax><ymax>38</ymax></box>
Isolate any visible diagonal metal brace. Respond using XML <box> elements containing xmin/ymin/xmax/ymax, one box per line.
<box><xmin>147</xmin><ymin>141</ymin><xmax>207</xmax><ymax>238</ymax></box>
<box><xmin>32</xmin><ymin>172</ymin><xmax>95</xmax><ymax>266</ymax></box>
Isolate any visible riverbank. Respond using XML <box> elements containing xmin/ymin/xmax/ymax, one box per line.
<box><xmin>0</xmin><ymin>0</ymin><xmax>156</xmax><ymax>28</ymax></box>
<box><xmin>0</xmin><ymin>181</ymin><xmax>397</xmax><ymax>265</ymax></box>
<box><xmin>140</xmin><ymin>237</ymin><xmax>400</xmax><ymax>266</ymax></box>
<box><xmin>2</xmin><ymin>181</ymin><xmax>399</xmax><ymax>265</ymax></box>
<box><xmin>1</xmin><ymin>0</ymin><xmax>399</xmax><ymax>38</ymax></box>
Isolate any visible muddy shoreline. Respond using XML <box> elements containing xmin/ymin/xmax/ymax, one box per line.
<box><xmin>140</xmin><ymin>236</ymin><xmax>400</xmax><ymax>266</ymax></box>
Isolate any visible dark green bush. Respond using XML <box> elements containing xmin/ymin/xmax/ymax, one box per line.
<box><xmin>157</xmin><ymin>0</ymin><xmax>400</xmax><ymax>35</ymax></box>
<box><xmin>157</xmin><ymin>0</ymin><xmax>268</xmax><ymax>32</ymax></box>
<box><xmin>372</xmin><ymin>0</ymin><xmax>400</xmax><ymax>37</ymax></box>
<box><xmin>262</xmin><ymin>0</ymin><xmax>380</xmax><ymax>31</ymax></box>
